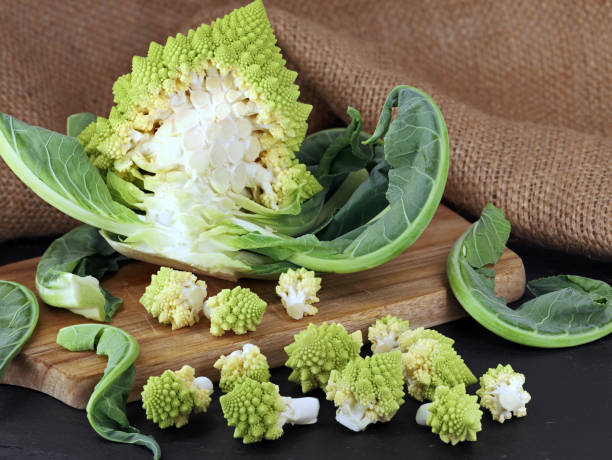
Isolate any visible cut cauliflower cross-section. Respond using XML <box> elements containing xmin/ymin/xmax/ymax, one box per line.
<box><xmin>220</xmin><ymin>378</ymin><xmax>319</xmax><ymax>444</ymax></box>
<box><xmin>276</xmin><ymin>268</ymin><xmax>322</xmax><ymax>320</ymax></box>
<box><xmin>476</xmin><ymin>364</ymin><xmax>531</xmax><ymax>423</ymax></box>
<box><xmin>214</xmin><ymin>343</ymin><xmax>271</xmax><ymax>392</ymax></box>
<box><xmin>139</xmin><ymin>266</ymin><xmax>207</xmax><ymax>329</ymax></box>
<box><xmin>204</xmin><ymin>286</ymin><xmax>267</xmax><ymax>336</ymax></box>
<box><xmin>141</xmin><ymin>365</ymin><xmax>213</xmax><ymax>429</ymax></box>
<box><xmin>78</xmin><ymin>0</ymin><xmax>320</xmax><ymax>214</ymax></box>
<box><xmin>326</xmin><ymin>351</ymin><xmax>405</xmax><ymax>432</ymax></box>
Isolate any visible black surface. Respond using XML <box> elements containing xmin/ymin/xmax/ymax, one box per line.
<box><xmin>0</xmin><ymin>236</ymin><xmax>610</xmax><ymax>460</ymax></box>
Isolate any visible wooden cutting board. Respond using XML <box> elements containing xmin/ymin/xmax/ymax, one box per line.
<box><xmin>0</xmin><ymin>205</ymin><xmax>525</xmax><ymax>409</ymax></box>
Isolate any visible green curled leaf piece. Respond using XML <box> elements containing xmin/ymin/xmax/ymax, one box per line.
<box><xmin>57</xmin><ymin>324</ymin><xmax>161</xmax><ymax>459</ymax></box>
<box><xmin>0</xmin><ymin>281</ymin><xmax>39</xmax><ymax>380</ymax></box>
<box><xmin>36</xmin><ymin>225</ymin><xmax>128</xmax><ymax>321</ymax></box>
<box><xmin>447</xmin><ymin>204</ymin><xmax>612</xmax><ymax>348</ymax></box>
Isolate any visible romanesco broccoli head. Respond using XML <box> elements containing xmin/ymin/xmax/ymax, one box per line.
<box><xmin>368</xmin><ymin>315</ymin><xmax>411</xmax><ymax>353</ymax></box>
<box><xmin>476</xmin><ymin>364</ymin><xmax>531</xmax><ymax>423</ymax></box>
<box><xmin>141</xmin><ymin>365</ymin><xmax>212</xmax><ymax>429</ymax></box>
<box><xmin>398</xmin><ymin>326</ymin><xmax>454</xmax><ymax>352</ymax></box>
<box><xmin>402</xmin><ymin>338</ymin><xmax>476</xmax><ymax>401</ymax></box>
<box><xmin>275</xmin><ymin>268</ymin><xmax>322</xmax><ymax>320</ymax></box>
<box><xmin>214</xmin><ymin>343</ymin><xmax>271</xmax><ymax>392</ymax></box>
<box><xmin>426</xmin><ymin>384</ymin><xmax>482</xmax><ymax>445</ymax></box>
<box><xmin>139</xmin><ymin>266</ymin><xmax>207</xmax><ymax>329</ymax></box>
<box><xmin>284</xmin><ymin>322</ymin><xmax>362</xmax><ymax>393</ymax></box>
<box><xmin>204</xmin><ymin>286</ymin><xmax>267</xmax><ymax>336</ymax></box>
<box><xmin>78</xmin><ymin>0</ymin><xmax>320</xmax><ymax>212</ymax></box>
<box><xmin>220</xmin><ymin>378</ymin><xmax>286</xmax><ymax>443</ymax></box>
<box><xmin>326</xmin><ymin>351</ymin><xmax>405</xmax><ymax>431</ymax></box>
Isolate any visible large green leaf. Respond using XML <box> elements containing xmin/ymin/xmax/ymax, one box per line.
<box><xmin>0</xmin><ymin>113</ymin><xmax>144</xmax><ymax>235</ymax></box>
<box><xmin>36</xmin><ymin>225</ymin><xmax>129</xmax><ymax>321</ymax></box>
<box><xmin>66</xmin><ymin>112</ymin><xmax>97</xmax><ymax>138</ymax></box>
<box><xmin>57</xmin><ymin>324</ymin><xmax>160</xmax><ymax>459</ymax></box>
<box><xmin>239</xmin><ymin>86</ymin><xmax>449</xmax><ymax>273</ymax></box>
<box><xmin>447</xmin><ymin>204</ymin><xmax>612</xmax><ymax>347</ymax></box>
<box><xmin>0</xmin><ymin>282</ymin><xmax>39</xmax><ymax>380</ymax></box>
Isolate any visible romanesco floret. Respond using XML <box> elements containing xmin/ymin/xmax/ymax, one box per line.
<box><xmin>368</xmin><ymin>315</ymin><xmax>411</xmax><ymax>353</ymax></box>
<box><xmin>141</xmin><ymin>365</ymin><xmax>213</xmax><ymax>429</ymax></box>
<box><xmin>416</xmin><ymin>384</ymin><xmax>482</xmax><ymax>445</ymax></box>
<box><xmin>326</xmin><ymin>351</ymin><xmax>405</xmax><ymax>431</ymax></box>
<box><xmin>476</xmin><ymin>364</ymin><xmax>531</xmax><ymax>423</ymax></box>
<box><xmin>139</xmin><ymin>267</ymin><xmax>207</xmax><ymax>329</ymax></box>
<box><xmin>398</xmin><ymin>326</ymin><xmax>454</xmax><ymax>352</ymax></box>
<box><xmin>402</xmin><ymin>338</ymin><xmax>476</xmax><ymax>401</ymax></box>
<box><xmin>204</xmin><ymin>286</ymin><xmax>267</xmax><ymax>336</ymax></box>
<box><xmin>214</xmin><ymin>343</ymin><xmax>271</xmax><ymax>392</ymax></box>
<box><xmin>284</xmin><ymin>322</ymin><xmax>362</xmax><ymax>393</ymax></box>
<box><xmin>78</xmin><ymin>0</ymin><xmax>320</xmax><ymax>213</ymax></box>
<box><xmin>276</xmin><ymin>268</ymin><xmax>322</xmax><ymax>320</ymax></box>
<box><xmin>220</xmin><ymin>378</ymin><xmax>319</xmax><ymax>443</ymax></box>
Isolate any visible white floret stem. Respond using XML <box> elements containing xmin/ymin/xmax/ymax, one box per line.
<box><xmin>203</xmin><ymin>301</ymin><xmax>214</xmax><ymax>320</ymax></box>
<box><xmin>279</xmin><ymin>396</ymin><xmax>319</xmax><ymax>426</ymax></box>
<box><xmin>335</xmin><ymin>400</ymin><xmax>374</xmax><ymax>432</ymax></box>
<box><xmin>498</xmin><ymin>385</ymin><xmax>523</xmax><ymax>412</ymax></box>
<box><xmin>415</xmin><ymin>402</ymin><xmax>432</xmax><ymax>426</ymax></box>
<box><xmin>194</xmin><ymin>376</ymin><xmax>214</xmax><ymax>393</ymax></box>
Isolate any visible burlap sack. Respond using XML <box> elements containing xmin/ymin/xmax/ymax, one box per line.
<box><xmin>1</xmin><ymin>0</ymin><xmax>610</xmax><ymax>258</ymax></box>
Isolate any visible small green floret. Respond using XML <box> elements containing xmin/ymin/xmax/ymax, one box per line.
<box><xmin>214</xmin><ymin>343</ymin><xmax>271</xmax><ymax>392</ymax></box>
<box><xmin>398</xmin><ymin>326</ymin><xmax>454</xmax><ymax>352</ymax></box>
<box><xmin>285</xmin><ymin>322</ymin><xmax>362</xmax><ymax>393</ymax></box>
<box><xmin>402</xmin><ymin>338</ymin><xmax>476</xmax><ymax>401</ymax></box>
<box><xmin>419</xmin><ymin>384</ymin><xmax>482</xmax><ymax>445</ymax></box>
<box><xmin>139</xmin><ymin>266</ymin><xmax>207</xmax><ymax>329</ymax></box>
<box><xmin>368</xmin><ymin>315</ymin><xmax>411</xmax><ymax>353</ymax></box>
<box><xmin>141</xmin><ymin>365</ymin><xmax>212</xmax><ymax>429</ymax></box>
<box><xmin>204</xmin><ymin>286</ymin><xmax>267</xmax><ymax>336</ymax></box>
<box><xmin>476</xmin><ymin>364</ymin><xmax>531</xmax><ymax>423</ymax></box>
<box><xmin>220</xmin><ymin>378</ymin><xmax>286</xmax><ymax>443</ymax></box>
<box><xmin>326</xmin><ymin>351</ymin><xmax>405</xmax><ymax>431</ymax></box>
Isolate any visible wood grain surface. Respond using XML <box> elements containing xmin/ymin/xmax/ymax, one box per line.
<box><xmin>0</xmin><ymin>205</ymin><xmax>525</xmax><ymax>409</ymax></box>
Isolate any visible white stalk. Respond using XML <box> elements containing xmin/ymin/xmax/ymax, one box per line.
<box><xmin>415</xmin><ymin>402</ymin><xmax>432</xmax><ymax>426</ymax></box>
<box><xmin>279</xmin><ymin>396</ymin><xmax>319</xmax><ymax>426</ymax></box>
<box><xmin>335</xmin><ymin>400</ymin><xmax>374</xmax><ymax>432</ymax></box>
<box><xmin>194</xmin><ymin>376</ymin><xmax>214</xmax><ymax>394</ymax></box>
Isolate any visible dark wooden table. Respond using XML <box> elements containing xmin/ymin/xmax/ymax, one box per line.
<box><xmin>0</xmin><ymin>236</ymin><xmax>610</xmax><ymax>460</ymax></box>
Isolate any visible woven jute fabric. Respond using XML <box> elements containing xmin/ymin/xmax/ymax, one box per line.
<box><xmin>1</xmin><ymin>0</ymin><xmax>610</xmax><ymax>258</ymax></box>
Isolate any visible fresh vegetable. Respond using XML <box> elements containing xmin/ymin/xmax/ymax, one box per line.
<box><xmin>416</xmin><ymin>384</ymin><xmax>482</xmax><ymax>445</ymax></box>
<box><xmin>139</xmin><ymin>267</ymin><xmax>207</xmax><ymax>329</ymax></box>
<box><xmin>447</xmin><ymin>203</ymin><xmax>612</xmax><ymax>347</ymax></box>
<box><xmin>203</xmin><ymin>286</ymin><xmax>267</xmax><ymax>336</ymax></box>
<box><xmin>325</xmin><ymin>351</ymin><xmax>405</xmax><ymax>432</ymax></box>
<box><xmin>36</xmin><ymin>225</ymin><xmax>127</xmax><ymax>321</ymax></box>
<box><xmin>56</xmin><ymin>324</ymin><xmax>160</xmax><ymax>459</ymax></box>
<box><xmin>285</xmin><ymin>322</ymin><xmax>362</xmax><ymax>393</ymax></box>
<box><xmin>220</xmin><ymin>377</ymin><xmax>319</xmax><ymax>443</ymax></box>
<box><xmin>214</xmin><ymin>343</ymin><xmax>271</xmax><ymax>392</ymax></box>
<box><xmin>402</xmin><ymin>338</ymin><xmax>476</xmax><ymax>401</ymax></box>
<box><xmin>398</xmin><ymin>326</ymin><xmax>454</xmax><ymax>351</ymax></box>
<box><xmin>275</xmin><ymin>268</ymin><xmax>321</xmax><ymax>320</ymax></box>
<box><xmin>367</xmin><ymin>314</ymin><xmax>410</xmax><ymax>353</ymax></box>
<box><xmin>476</xmin><ymin>364</ymin><xmax>530</xmax><ymax>423</ymax></box>
<box><xmin>141</xmin><ymin>365</ymin><xmax>213</xmax><ymax>429</ymax></box>
<box><xmin>0</xmin><ymin>0</ymin><xmax>448</xmax><ymax>282</ymax></box>
<box><xmin>0</xmin><ymin>281</ymin><xmax>39</xmax><ymax>380</ymax></box>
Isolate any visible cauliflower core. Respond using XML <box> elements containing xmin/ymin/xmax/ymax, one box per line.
<box><xmin>130</xmin><ymin>66</ymin><xmax>284</xmax><ymax>215</ymax></box>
